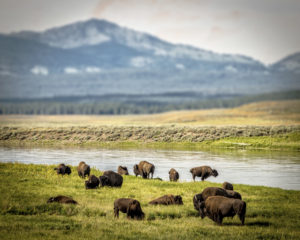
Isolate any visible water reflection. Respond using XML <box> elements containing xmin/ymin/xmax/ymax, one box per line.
<box><xmin>0</xmin><ymin>147</ymin><xmax>299</xmax><ymax>190</ymax></box>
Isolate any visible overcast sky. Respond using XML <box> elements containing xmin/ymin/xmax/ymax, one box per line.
<box><xmin>0</xmin><ymin>0</ymin><xmax>299</xmax><ymax>64</ymax></box>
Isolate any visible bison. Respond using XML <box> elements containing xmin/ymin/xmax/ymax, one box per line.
<box><xmin>54</xmin><ymin>163</ymin><xmax>71</xmax><ymax>175</ymax></box>
<box><xmin>133</xmin><ymin>161</ymin><xmax>155</xmax><ymax>179</ymax></box>
<box><xmin>117</xmin><ymin>166</ymin><xmax>129</xmax><ymax>175</ymax></box>
<box><xmin>47</xmin><ymin>195</ymin><xmax>78</xmax><ymax>204</ymax></box>
<box><xmin>77</xmin><ymin>161</ymin><xmax>90</xmax><ymax>178</ymax></box>
<box><xmin>85</xmin><ymin>175</ymin><xmax>100</xmax><ymax>189</ymax></box>
<box><xmin>169</xmin><ymin>168</ymin><xmax>179</xmax><ymax>182</ymax></box>
<box><xmin>99</xmin><ymin>170</ymin><xmax>123</xmax><ymax>187</ymax></box>
<box><xmin>193</xmin><ymin>187</ymin><xmax>242</xmax><ymax>211</ymax></box>
<box><xmin>149</xmin><ymin>194</ymin><xmax>183</xmax><ymax>205</ymax></box>
<box><xmin>222</xmin><ymin>181</ymin><xmax>233</xmax><ymax>190</ymax></box>
<box><xmin>114</xmin><ymin>198</ymin><xmax>144</xmax><ymax>220</ymax></box>
<box><xmin>190</xmin><ymin>166</ymin><xmax>218</xmax><ymax>181</ymax></box>
<box><xmin>199</xmin><ymin>196</ymin><xmax>246</xmax><ymax>225</ymax></box>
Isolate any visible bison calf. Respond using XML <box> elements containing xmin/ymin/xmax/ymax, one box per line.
<box><xmin>47</xmin><ymin>195</ymin><xmax>78</xmax><ymax>204</ymax></box>
<box><xmin>199</xmin><ymin>196</ymin><xmax>246</xmax><ymax>225</ymax></box>
<box><xmin>100</xmin><ymin>170</ymin><xmax>123</xmax><ymax>187</ymax></box>
<box><xmin>54</xmin><ymin>163</ymin><xmax>71</xmax><ymax>175</ymax></box>
<box><xmin>77</xmin><ymin>161</ymin><xmax>90</xmax><ymax>178</ymax></box>
<box><xmin>169</xmin><ymin>168</ymin><xmax>179</xmax><ymax>182</ymax></box>
<box><xmin>114</xmin><ymin>198</ymin><xmax>144</xmax><ymax>220</ymax></box>
<box><xmin>85</xmin><ymin>175</ymin><xmax>100</xmax><ymax>189</ymax></box>
<box><xmin>190</xmin><ymin>166</ymin><xmax>218</xmax><ymax>181</ymax></box>
<box><xmin>149</xmin><ymin>194</ymin><xmax>183</xmax><ymax>205</ymax></box>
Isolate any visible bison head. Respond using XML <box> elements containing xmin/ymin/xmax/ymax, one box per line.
<box><xmin>133</xmin><ymin>164</ymin><xmax>139</xmax><ymax>176</ymax></box>
<box><xmin>199</xmin><ymin>201</ymin><xmax>206</xmax><ymax>219</ymax></box>
<box><xmin>65</xmin><ymin>166</ymin><xmax>71</xmax><ymax>175</ymax></box>
<box><xmin>212</xmin><ymin>169</ymin><xmax>218</xmax><ymax>177</ymax></box>
<box><xmin>47</xmin><ymin>197</ymin><xmax>55</xmax><ymax>203</ymax></box>
<box><xmin>174</xmin><ymin>195</ymin><xmax>183</xmax><ymax>205</ymax></box>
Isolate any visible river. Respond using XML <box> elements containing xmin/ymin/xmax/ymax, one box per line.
<box><xmin>0</xmin><ymin>146</ymin><xmax>299</xmax><ymax>190</ymax></box>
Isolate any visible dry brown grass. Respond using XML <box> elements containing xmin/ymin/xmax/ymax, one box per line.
<box><xmin>0</xmin><ymin>100</ymin><xmax>299</xmax><ymax>128</ymax></box>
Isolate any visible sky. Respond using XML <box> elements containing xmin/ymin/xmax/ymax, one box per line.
<box><xmin>0</xmin><ymin>0</ymin><xmax>299</xmax><ymax>64</ymax></box>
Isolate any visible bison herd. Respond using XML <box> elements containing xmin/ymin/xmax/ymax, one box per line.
<box><xmin>49</xmin><ymin>160</ymin><xmax>246</xmax><ymax>225</ymax></box>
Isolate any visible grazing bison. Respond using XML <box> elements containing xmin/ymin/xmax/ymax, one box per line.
<box><xmin>54</xmin><ymin>163</ymin><xmax>71</xmax><ymax>175</ymax></box>
<box><xmin>199</xmin><ymin>196</ymin><xmax>246</xmax><ymax>225</ymax></box>
<box><xmin>190</xmin><ymin>166</ymin><xmax>218</xmax><ymax>181</ymax></box>
<box><xmin>117</xmin><ymin>166</ymin><xmax>129</xmax><ymax>175</ymax></box>
<box><xmin>77</xmin><ymin>161</ymin><xmax>90</xmax><ymax>178</ymax></box>
<box><xmin>169</xmin><ymin>168</ymin><xmax>179</xmax><ymax>182</ymax></box>
<box><xmin>222</xmin><ymin>181</ymin><xmax>234</xmax><ymax>190</ymax></box>
<box><xmin>149</xmin><ymin>194</ymin><xmax>183</xmax><ymax>205</ymax></box>
<box><xmin>114</xmin><ymin>198</ymin><xmax>145</xmax><ymax>220</ymax></box>
<box><xmin>99</xmin><ymin>170</ymin><xmax>123</xmax><ymax>187</ymax></box>
<box><xmin>47</xmin><ymin>195</ymin><xmax>78</xmax><ymax>204</ymax></box>
<box><xmin>85</xmin><ymin>175</ymin><xmax>100</xmax><ymax>189</ymax></box>
<box><xmin>133</xmin><ymin>161</ymin><xmax>155</xmax><ymax>179</ymax></box>
<box><xmin>193</xmin><ymin>187</ymin><xmax>242</xmax><ymax>211</ymax></box>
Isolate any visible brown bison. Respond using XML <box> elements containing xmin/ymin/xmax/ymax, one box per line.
<box><xmin>47</xmin><ymin>195</ymin><xmax>78</xmax><ymax>204</ymax></box>
<box><xmin>54</xmin><ymin>163</ymin><xmax>71</xmax><ymax>175</ymax></box>
<box><xmin>114</xmin><ymin>198</ymin><xmax>145</xmax><ymax>220</ymax></box>
<box><xmin>199</xmin><ymin>196</ymin><xmax>246</xmax><ymax>225</ymax></box>
<box><xmin>193</xmin><ymin>187</ymin><xmax>242</xmax><ymax>211</ymax></box>
<box><xmin>85</xmin><ymin>175</ymin><xmax>100</xmax><ymax>189</ymax></box>
<box><xmin>222</xmin><ymin>181</ymin><xmax>233</xmax><ymax>190</ymax></box>
<box><xmin>190</xmin><ymin>166</ymin><xmax>218</xmax><ymax>181</ymax></box>
<box><xmin>133</xmin><ymin>161</ymin><xmax>155</xmax><ymax>179</ymax></box>
<box><xmin>117</xmin><ymin>166</ymin><xmax>129</xmax><ymax>175</ymax></box>
<box><xmin>99</xmin><ymin>170</ymin><xmax>123</xmax><ymax>187</ymax></box>
<box><xmin>149</xmin><ymin>194</ymin><xmax>183</xmax><ymax>205</ymax></box>
<box><xmin>77</xmin><ymin>161</ymin><xmax>90</xmax><ymax>178</ymax></box>
<box><xmin>169</xmin><ymin>168</ymin><xmax>179</xmax><ymax>182</ymax></box>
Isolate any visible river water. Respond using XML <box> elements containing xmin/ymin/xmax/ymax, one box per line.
<box><xmin>0</xmin><ymin>147</ymin><xmax>299</xmax><ymax>190</ymax></box>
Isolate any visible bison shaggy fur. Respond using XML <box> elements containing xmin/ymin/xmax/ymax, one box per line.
<box><xmin>117</xmin><ymin>166</ymin><xmax>129</xmax><ymax>175</ymax></box>
<box><xmin>47</xmin><ymin>195</ymin><xmax>78</xmax><ymax>204</ymax></box>
<box><xmin>190</xmin><ymin>166</ymin><xmax>218</xmax><ymax>181</ymax></box>
<box><xmin>54</xmin><ymin>163</ymin><xmax>71</xmax><ymax>175</ymax></box>
<box><xmin>99</xmin><ymin>170</ymin><xmax>123</xmax><ymax>187</ymax></box>
<box><xmin>77</xmin><ymin>161</ymin><xmax>90</xmax><ymax>178</ymax></box>
<box><xmin>169</xmin><ymin>168</ymin><xmax>179</xmax><ymax>182</ymax></box>
<box><xmin>149</xmin><ymin>194</ymin><xmax>183</xmax><ymax>205</ymax></box>
<box><xmin>114</xmin><ymin>198</ymin><xmax>144</xmax><ymax>220</ymax></box>
<box><xmin>199</xmin><ymin>196</ymin><xmax>246</xmax><ymax>225</ymax></box>
<box><xmin>85</xmin><ymin>175</ymin><xmax>100</xmax><ymax>189</ymax></box>
<box><xmin>222</xmin><ymin>181</ymin><xmax>234</xmax><ymax>190</ymax></box>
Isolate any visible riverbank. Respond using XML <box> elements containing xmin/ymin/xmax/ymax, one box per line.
<box><xmin>0</xmin><ymin>163</ymin><xmax>299</xmax><ymax>240</ymax></box>
<box><xmin>0</xmin><ymin>125</ymin><xmax>299</xmax><ymax>150</ymax></box>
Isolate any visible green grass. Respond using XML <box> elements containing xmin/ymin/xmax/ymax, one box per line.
<box><xmin>0</xmin><ymin>163</ymin><xmax>299</xmax><ymax>239</ymax></box>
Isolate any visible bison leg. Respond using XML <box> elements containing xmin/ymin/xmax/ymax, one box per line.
<box><xmin>192</xmin><ymin>174</ymin><xmax>196</xmax><ymax>181</ymax></box>
<box><xmin>239</xmin><ymin>214</ymin><xmax>245</xmax><ymax>225</ymax></box>
<box><xmin>114</xmin><ymin>207</ymin><xmax>119</xmax><ymax>218</ymax></box>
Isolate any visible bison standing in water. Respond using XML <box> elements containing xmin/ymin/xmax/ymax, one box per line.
<box><xmin>149</xmin><ymin>194</ymin><xmax>183</xmax><ymax>205</ymax></box>
<box><xmin>47</xmin><ymin>195</ymin><xmax>78</xmax><ymax>204</ymax></box>
<box><xmin>114</xmin><ymin>198</ymin><xmax>145</xmax><ymax>220</ymax></box>
<box><xmin>99</xmin><ymin>170</ymin><xmax>123</xmax><ymax>187</ymax></box>
<box><xmin>169</xmin><ymin>168</ymin><xmax>179</xmax><ymax>182</ymax></box>
<box><xmin>54</xmin><ymin>163</ymin><xmax>71</xmax><ymax>175</ymax></box>
<box><xmin>190</xmin><ymin>166</ymin><xmax>218</xmax><ymax>181</ymax></box>
<box><xmin>117</xmin><ymin>166</ymin><xmax>129</xmax><ymax>175</ymax></box>
<box><xmin>77</xmin><ymin>161</ymin><xmax>90</xmax><ymax>178</ymax></box>
<box><xmin>133</xmin><ymin>161</ymin><xmax>155</xmax><ymax>179</ymax></box>
<box><xmin>199</xmin><ymin>196</ymin><xmax>246</xmax><ymax>225</ymax></box>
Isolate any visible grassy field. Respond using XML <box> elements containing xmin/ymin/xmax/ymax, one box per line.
<box><xmin>0</xmin><ymin>100</ymin><xmax>299</xmax><ymax>150</ymax></box>
<box><xmin>0</xmin><ymin>163</ymin><xmax>299</xmax><ymax>240</ymax></box>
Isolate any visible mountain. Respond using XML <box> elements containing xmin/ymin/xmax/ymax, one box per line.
<box><xmin>0</xmin><ymin>18</ymin><xmax>299</xmax><ymax>99</ymax></box>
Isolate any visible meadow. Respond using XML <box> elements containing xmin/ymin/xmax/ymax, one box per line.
<box><xmin>0</xmin><ymin>163</ymin><xmax>299</xmax><ymax>240</ymax></box>
<box><xmin>0</xmin><ymin>100</ymin><xmax>299</xmax><ymax>150</ymax></box>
